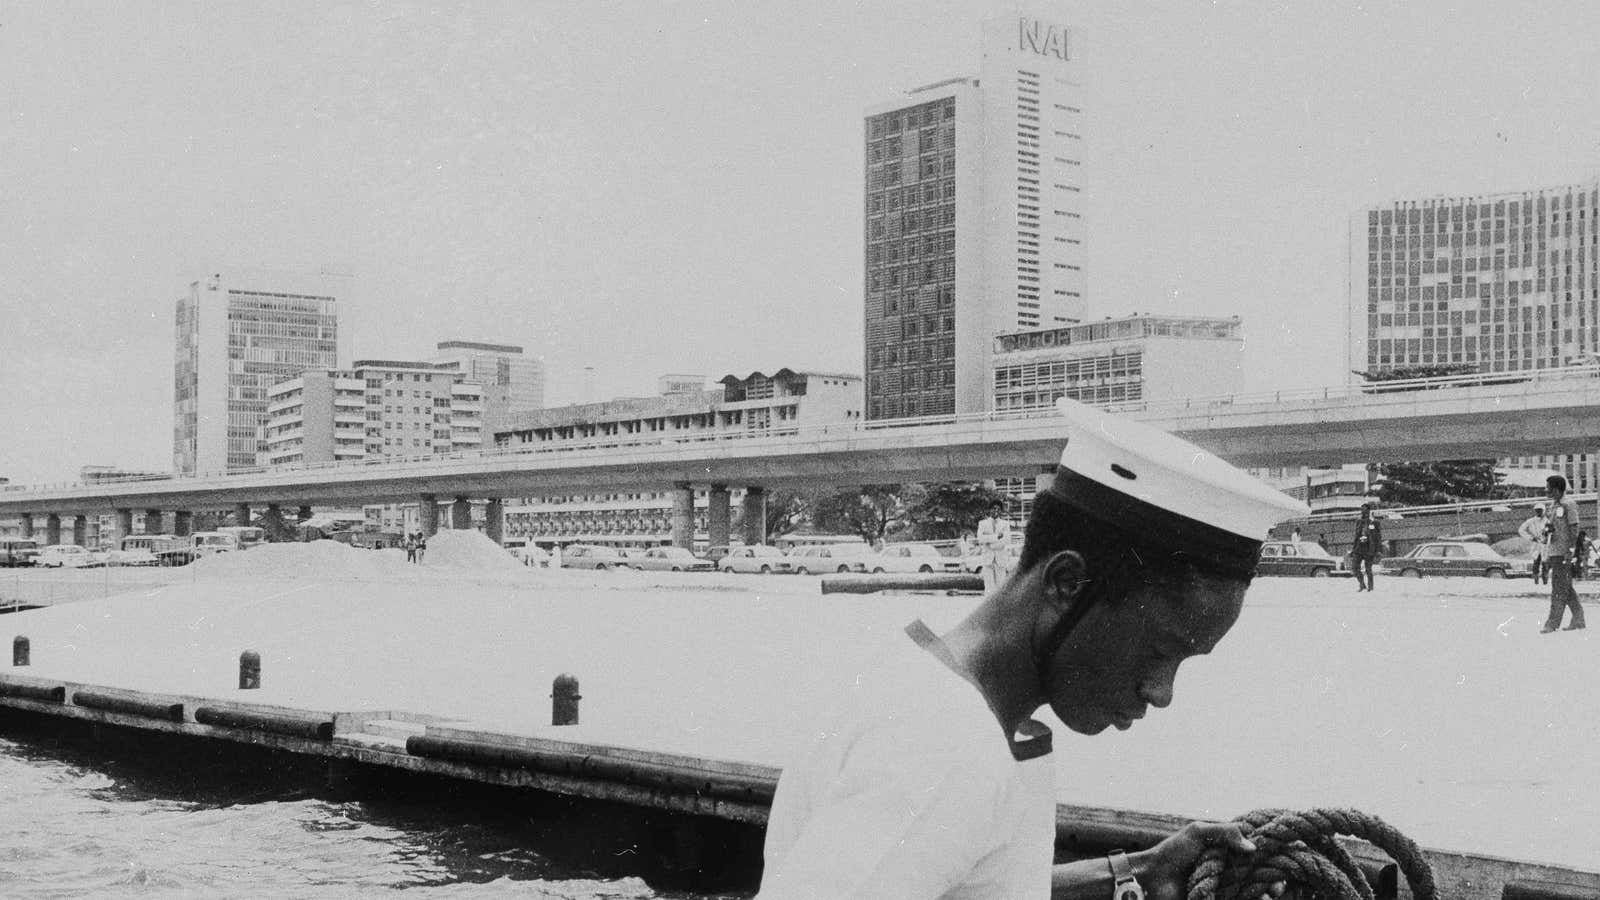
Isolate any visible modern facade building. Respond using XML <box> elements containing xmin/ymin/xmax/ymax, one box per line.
<box><xmin>262</xmin><ymin>361</ymin><xmax>483</xmax><ymax>468</ymax></box>
<box><xmin>989</xmin><ymin>314</ymin><xmax>1243</xmax><ymax>518</ymax></box>
<box><xmin>432</xmin><ymin>341</ymin><xmax>544</xmax><ymax>435</ymax></box>
<box><xmin>174</xmin><ymin>268</ymin><xmax>349</xmax><ymax>474</ymax></box>
<box><xmin>496</xmin><ymin>370</ymin><xmax>862</xmax><ymax>548</ymax></box>
<box><xmin>990</xmin><ymin>314</ymin><xmax>1244</xmax><ymax>412</ymax></box>
<box><xmin>1350</xmin><ymin>177</ymin><xmax>1600</xmax><ymax>489</ymax></box>
<box><xmin>864</xmin><ymin>13</ymin><xmax>1086</xmax><ymax>420</ymax></box>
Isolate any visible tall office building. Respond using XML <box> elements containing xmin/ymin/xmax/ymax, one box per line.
<box><xmin>432</xmin><ymin>340</ymin><xmax>545</xmax><ymax>435</ymax></box>
<box><xmin>1350</xmin><ymin>177</ymin><xmax>1600</xmax><ymax>488</ymax></box>
<box><xmin>173</xmin><ymin>268</ymin><xmax>349</xmax><ymax>473</ymax></box>
<box><xmin>262</xmin><ymin>361</ymin><xmax>482</xmax><ymax>467</ymax></box>
<box><xmin>864</xmin><ymin>14</ymin><xmax>1086</xmax><ymax>420</ymax></box>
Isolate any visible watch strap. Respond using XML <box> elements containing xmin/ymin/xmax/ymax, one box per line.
<box><xmin>1107</xmin><ymin>849</ymin><xmax>1144</xmax><ymax>900</ymax></box>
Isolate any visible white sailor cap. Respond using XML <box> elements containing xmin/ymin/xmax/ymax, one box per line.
<box><xmin>1047</xmin><ymin>398</ymin><xmax>1308</xmax><ymax>578</ymax></box>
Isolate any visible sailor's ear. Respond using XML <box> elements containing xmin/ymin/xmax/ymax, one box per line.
<box><xmin>1041</xmin><ymin>550</ymin><xmax>1088</xmax><ymax>610</ymax></box>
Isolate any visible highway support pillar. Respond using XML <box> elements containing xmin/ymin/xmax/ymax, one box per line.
<box><xmin>113</xmin><ymin>509</ymin><xmax>132</xmax><ymax>545</ymax></box>
<box><xmin>173</xmin><ymin>511</ymin><xmax>193</xmax><ymax>537</ymax></box>
<box><xmin>484</xmin><ymin>499</ymin><xmax>504</xmax><ymax>544</ymax></box>
<box><xmin>45</xmin><ymin>514</ymin><xmax>61</xmax><ymax>547</ymax></box>
<box><xmin>144</xmin><ymin>510</ymin><xmax>163</xmax><ymax>535</ymax></box>
<box><xmin>233</xmin><ymin>503</ymin><xmax>251</xmax><ymax>527</ymax></box>
<box><xmin>72</xmin><ymin>515</ymin><xmax>87</xmax><ymax>547</ymax></box>
<box><xmin>670</xmin><ymin>484</ymin><xmax>695</xmax><ymax>548</ymax></box>
<box><xmin>741</xmin><ymin>486</ymin><xmax>766</xmax><ymax>546</ymax></box>
<box><xmin>450</xmin><ymin>497</ymin><xmax>471</xmax><ymax>530</ymax></box>
<box><xmin>19</xmin><ymin>514</ymin><xmax>33</xmax><ymax>539</ymax></box>
<box><xmin>419</xmin><ymin>494</ymin><xmax>438</xmax><ymax>538</ymax></box>
<box><xmin>707</xmin><ymin>484</ymin><xmax>731</xmax><ymax>552</ymax></box>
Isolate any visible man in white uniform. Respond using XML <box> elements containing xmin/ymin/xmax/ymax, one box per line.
<box><xmin>759</xmin><ymin>398</ymin><xmax>1305</xmax><ymax>899</ymax></box>
<box><xmin>976</xmin><ymin>501</ymin><xmax>1014</xmax><ymax>592</ymax></box>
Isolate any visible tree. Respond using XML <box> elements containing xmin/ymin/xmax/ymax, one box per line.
<box><xmin>812</xmin><ymin>484</ymin><xmax>927</xmax><ymax>544</ymax></box>
<box><xmin>741</xmin><ymin>487</ymin><xmax>825</xmax><ymax>541</ymax></box>
<box><xmin>905</xmin><ymin>482</ymin><xmax>1011</xmax><ymax>540</ymax></box>
<box><xmin>1375</xmin><ymin>460</ymin><xmax>1500</xmax><ymax>506</ymax></box>
<box><xmin>1360</xmin><ymin>365</ymin><xmax>1501</xmax><ymax>505</ymax></box>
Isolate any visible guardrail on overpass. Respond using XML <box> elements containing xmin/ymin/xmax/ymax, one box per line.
<box><xmin>4</xmin><ymin>364</ymin><xmax>1600</xmax><ymax>514</ymax></box>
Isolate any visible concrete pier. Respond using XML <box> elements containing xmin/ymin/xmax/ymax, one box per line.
<box><xmin>419</xmin><ymin>494</ymin><xmax>438</xmax><ymax>537</ymax></box>
<box><xmin>707</xmin><ymin>484</ymin><xmax>730</xmax><ymax>549</ymax></box>
<box><xmin>144</xmin><ymin>509</ymin><xmax>163</xmax><ymax>535</ymax></box>
<box><xmin>741</xmin><ymin>486</ymin><xmax>766</xmax><ymax>545</ymax></box>
<box><xmin>450</xmin><ymin>497</ymin><xmax>471</xmax><ymax>530</ymax></box>
<box><xmin>484</xmin><ymin>499</ymin><xmax>503</xmax><ymax>545</ymax></box>
<box><xmin>670</xmin><ymin>484</ymin><xmax>694</xmax><ymax>548</ymax></box>
<box><xmin>72</xmin><ymin>515</ymin><xmax>87</xmax><ymax>547</ymax></box>
<box><xmin>45</xmin><ymin>514</ymin><xmax>61</xmax><ymax>547</ymax></box>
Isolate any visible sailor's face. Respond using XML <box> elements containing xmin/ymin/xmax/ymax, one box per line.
<box><xmin>1041</xmin><ymin>572</ymin><xmax>1246</xmax><ymax>735</ymax></box>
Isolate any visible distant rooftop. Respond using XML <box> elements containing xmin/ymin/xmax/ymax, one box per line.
<box><xmin>436</xmin><ymin>341</ymin><xmax>523</xmax><ymax>354</ymax></box>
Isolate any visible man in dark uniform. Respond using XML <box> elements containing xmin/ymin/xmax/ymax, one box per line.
<box><xmin>1541</xmin><ymin>475</ymin><xmax>1585</xmax><ymax>633</ymax></box>
<box><xmin>1350</xmin><ymin>502</ymin><xmax>1383</xmax><ymax>592</ymax></box>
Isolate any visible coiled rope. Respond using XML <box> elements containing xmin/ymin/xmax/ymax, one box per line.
<box><xmin>1186</xmin><ymin>808</ymin><xmax>1438</xmax><ymax>900</ymax></box>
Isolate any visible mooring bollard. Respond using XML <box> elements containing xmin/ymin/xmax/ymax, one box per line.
<box><xmin>551</xmin><ymin>673</ymin><xmax>580</xmax><ymax>725</ymax></box>
<box><xmin>238</xmin><ymin>650</ymin><xmax>260</xmax><ymax>690</ymax></box>
<box><xmin>12</xmin><ymin>636</ymin><xmax>28</xmax><ymax>667</ymax></box>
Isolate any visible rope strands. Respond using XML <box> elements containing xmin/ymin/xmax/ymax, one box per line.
<box><xmin>1186</xmin><ymin>808</ymin><xmax>1438</xmax><ymax>900</ymax></box>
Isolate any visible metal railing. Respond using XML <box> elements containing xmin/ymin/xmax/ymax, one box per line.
<box><xmin>5</xmin><ymin>363</ymin><xmax>1597</xmax><ymax>497</ymax></box>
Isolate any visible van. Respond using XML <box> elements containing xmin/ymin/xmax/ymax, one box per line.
<box><xmin>0</xmin><ymin>538</ymin><xmax>41</xmax><ymax>567</ymax></box>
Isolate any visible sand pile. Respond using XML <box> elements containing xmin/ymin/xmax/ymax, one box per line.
<box><xmin>186</xmin><ymin>539</ymin><xmax>422</xmax><ymax>582</ymax></box>
<box><xmin>422</xmin><ymin>530</ymin><xmax>527</xmax><ymax>575</ymax></box>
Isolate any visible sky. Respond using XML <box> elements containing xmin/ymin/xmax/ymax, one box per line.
<box><xmin>3</xmin><ymin>0</ymin><xmax>1600</xmax><ymax>484</ymax></box>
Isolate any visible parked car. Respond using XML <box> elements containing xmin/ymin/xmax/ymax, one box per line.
<box><xmin>868</xmin><ymin>543</ymin><xmax>964</xmax><ymax>574</ymax></box>
<box><xmin>36</xmin><ymin>544</ymin><xmax>103</xmax><ymax>568</ymax></box>
<box><xmin>1378</xmin><ymin>541</ymin><xmax>1528</xmax><ymax>579</ymax></box>
<box><xmin>559</xmin><ymin>544</ymin><xmax>633</xmax><ymax>570</ymax></box>
<box><xmin>788</xmin><ymin>544</ymin><xmax>876</xmax><ymax>575</ymax></box>
<box><xmin>1256</xmin><ymin>541</ymin><xmax>1344</xmax><ymax>578</ymax></box>
<box><xmin>0</xmin><ymin>538</ymin><xmax>40</xmax><ymax>567</ymax></box>
<box><xmin>962</xmin><ymin>544</ymin><xmax>1021</xmax><ymax>575</ymax></box>
<box><xmin>633</xmin><ymin>546</ymin><xmax>715</xmax><ymax>572</ymax></box>
<box><xmin>502</xmin><ymin>540</ymin><xmax>549</xmax><ymax>567</ymax></box>
<box><xmin>718</xmin><ymin>545</ymin><xmax>793</xmax><ymax>575</ymax></box>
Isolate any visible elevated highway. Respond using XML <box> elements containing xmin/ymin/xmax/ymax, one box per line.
<box><xmin>4</xmin><ymin>364</ymin><xmax>1600</xmax><ymax>530</ymax></box>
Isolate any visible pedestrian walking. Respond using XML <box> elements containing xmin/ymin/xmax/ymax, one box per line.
<box><xmin>1350</xmin><ymin>502</ymin><xmax>1383</xmax><ymax>592</ymax></box>
<box><xmin>756</xmin><ymin>400</ymin><xmax>1301</xmax><ymax>899</ymax></box>
<box><xmin>1576</xmin><ymin>529</ymin><xmax>1591</xmax><ymax>581</ymax></box>
<box><xmin>1541</xmin><ymin>475</ymin><xmax>1585</xmax><ymax>633</ymax></box>
<box><xmin>404</xmin><ymin>534</ymin><xmax>417</xmax><ymax>563</ymax></box>
<box><xmin>414</xmin><ymin>533</ymin><xmax>427</xmax><ymax>564</ymax></box>
<box><xmin>1519</xmin><ymin>504</ymin><xmax>1549</xmax><ymax>585</ymax></box>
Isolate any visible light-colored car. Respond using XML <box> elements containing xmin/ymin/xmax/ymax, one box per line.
<box><xmin>0</xmin><ymin>538</ymin><xmax>41</xmax><ymax>567</ymax></box>
<box><xmin>1378</xmin><ymin>541</ymin><xmax>1528</xmax><ymax>579</ymax></box>
<box><xmin>962</xmin><ymin>544</ymin><xmax>1021</xmax><ymax>575</ymax></box>
<box><xmin>717</xmin><ymin>545</ymin><xmax>793</xmax><ymax>575</ymax></box>
<box><xmin>788</xmin><ymin>544</ymin><xmax>877</xmax><ymax>575</ymax></box>
<box><xmin>1256</xmin><ymin>541</ymin><xmax>1345</xmax><ymax>578</ymax></box>
<box><xmin>632</xmin><ymin>546</ymin><xmax>715</xmax><ymax>572</ymax></box>
<box><xmin>502</xmin><ymin>540</ymin><xmax>550</xmax><ymax>567</ymax></box>
<box><xmin>559</xmin><ymin>544</ymin><xmax>633</xmax><ymax>570</ymax></box>
<box><xmin>37</xmin><ymin>544</ymin><xmax>103</xmax><ymax>568</ymax></box>
<box><xmin>868</xmin><ymin>543</ymin><xmax>965</xmax><ymax>574</ymax></box>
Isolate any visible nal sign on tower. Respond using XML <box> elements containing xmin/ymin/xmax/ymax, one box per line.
<box><xmin>862</xmin><ymin>12</ymin><xmax>1086</xmax><ymax>421</ymax></box>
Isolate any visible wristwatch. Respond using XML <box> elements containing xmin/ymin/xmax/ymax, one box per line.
<box><xmin>1107</xmin><ymin>849</ymin><xmax>1144</xmax><ymax>900</ymax></box>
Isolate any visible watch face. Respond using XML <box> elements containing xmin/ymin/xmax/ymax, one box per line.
<box><xmin>1114</xmin><ymin>884</ymin><xmax>1145</xmax><ymax>900</ymax></box>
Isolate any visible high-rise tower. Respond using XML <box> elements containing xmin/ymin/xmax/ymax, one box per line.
<box><xmin>173</xmin><ymin>267</ymin><xmax>349</xmax><ymax>473</ymax></box>
<box><xmin>864</xmin><ymin>14</ymin><xmax>1086</xmax><ymax>420</ymax></box>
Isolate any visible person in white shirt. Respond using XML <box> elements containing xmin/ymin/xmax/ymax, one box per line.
<box><xmin>759</xmin><ymin>398</ymin><xmax>1303</xmax><ymax>900</ymax></box>
<box><xmin>976</xmin><ymin>502</ymin><xmax>1014</xmax><ymax>592</ymax></box>
<box><xmin>1518</xmin><ymin>505</ymin><xmax>1549</xmax><ymax>585</ymax></box>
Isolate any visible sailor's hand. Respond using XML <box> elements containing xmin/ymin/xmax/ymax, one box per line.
<box><xmin>1132</xmin><ymin>821</ymin><xmax>1285</xmax><ymax>900</ymax></box>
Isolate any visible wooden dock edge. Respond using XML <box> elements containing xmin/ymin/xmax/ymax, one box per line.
<box><xmin>0</xmin><ymin>673</ymin><xmax>1595</xmax><ymax>898</ymax></box>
